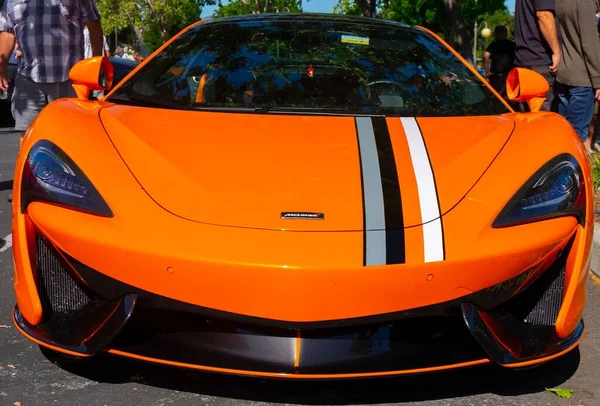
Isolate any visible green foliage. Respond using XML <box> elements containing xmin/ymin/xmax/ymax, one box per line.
<box><xmin>335</xmin><ymin>0</ymin><xmax>507</xmax><ymax>27</ymax></box>
<box><xmin>375</xmin><ymin>0</ymin><xmax>507</xmax><ymax>32</ymax></box>
<box><xmin>545</xmin><ymin>387</ymin><xmax>574</xmax><ymax>399</ymax></box>
<box><xmin>97</xmin><ymin>0</ymin><xmax>216</xmax><ymax>51</ymax></box>
<box><xmin>335</xmin><ymin>0</ymin><xmax>509</xmax><ymax>62</ymax></box>
<box><xmin>334</xmin><ymin>0</ymin><xmax>382</xmax><ymax>16</ymax></box>
<box><xmin>96</xmin><ymin>0</ymin><xmax>141</xmax><ymax>34</ymax></box>
<box><xmin>455</xmin><ymin>0</ymin><xmax>507</xmax><ymax>29</ymax></box>
<box><xmin>380</xmin><ymin>0</ymin><xmax>442</xmax><ymax>27</ymax></box>
<box><xmin>333</xmin><ymin>0</ymin><xmax>363</xmax><ymax>15</ymax></box>
<box><xmin>591</xmin><ymin>155</ymin><xmax>600</xmax><ymax>192</ymax></box>
<box><xmin>214</xmin><ymin>0</ymin><xmax>304</xmax><ymax>17</ymax></box>
<box><xmin>142</xmin><ymin>25</ymin><xmax>166</xmax><ymax>54</ymax></box>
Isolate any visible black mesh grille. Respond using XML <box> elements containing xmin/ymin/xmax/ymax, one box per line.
<box><xmin>36</xmin><ymin>235</ymin><xmax>92</xmax><ymax>319</ymax></box>
<box><xmin>523</xmin><ymin>265</ymin><xmax>566</xmax><ymax>326</ymax></box>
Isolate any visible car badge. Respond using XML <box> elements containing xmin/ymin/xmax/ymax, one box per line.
<box><xmin>281</xmin><ymin>212</ymin><xmax>324</xmax><ymax>220</ymax></box>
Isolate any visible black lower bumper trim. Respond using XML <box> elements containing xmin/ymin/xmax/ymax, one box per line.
<box><xmin>14</xmin><ymin>294</ymin><xmax>137</xmax><ymax>356</ymax></box>
<box><xmin>461</xmin><ymin>302</ymin><xmax>584</xmax><ymax>365</ymax></box>
<box><xmin>111</xmin><ymin>308</ymin><xmax>486</xmax><ymax>374</ymax></box>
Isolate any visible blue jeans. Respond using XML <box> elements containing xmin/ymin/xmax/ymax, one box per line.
<box><xmin>557</xmin><ymin>83</ymin><xmax>595</xmax><ymax>142</ymax></box>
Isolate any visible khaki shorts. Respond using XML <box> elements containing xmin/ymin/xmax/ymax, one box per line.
<box><xmin>11</xmin><ymin>74</ymin><xmax>75</xmax><ymax>131</ymax></box>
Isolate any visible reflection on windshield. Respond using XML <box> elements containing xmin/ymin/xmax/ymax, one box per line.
<box><xmin>109</xmin><ymin>17</ymin><xmax>508</xmax><ymax>117</ymax></box>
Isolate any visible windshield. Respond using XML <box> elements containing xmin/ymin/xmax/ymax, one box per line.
<box><xmin>108</xmin><ymin>17</ymin><xmax>509</xmax><ymax>117</ymax></box>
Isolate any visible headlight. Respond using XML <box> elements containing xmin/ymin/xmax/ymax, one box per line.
<box><xmin>493</xmin><ymin>154</ymin><xmax>585</xmax><ymax>228</ymax></box>
<box><xmin>21</xmin><ymin>140</ymin><xmax>113</xmax><ymax>217</ymax></box>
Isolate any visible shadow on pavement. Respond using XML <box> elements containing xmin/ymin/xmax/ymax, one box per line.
<box><xmin>41</xmin><ymin>346</ymin><xmax>581</xmax><ymax>404</ymax></box>
<box><xmin>0</xmin><ymin>180</ymin><xmax>13</xmax><ymax>191</ymax></box>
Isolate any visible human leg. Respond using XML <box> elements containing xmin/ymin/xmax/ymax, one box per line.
<box><xmin>557</xmin><ymin>84</ymin><xmax>595</xmax><ymax>149</ymax></box>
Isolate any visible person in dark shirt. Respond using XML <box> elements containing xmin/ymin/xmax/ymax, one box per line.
<box><xmin>483</xmin><ymin>26</ymin><xmax>516</xmax><ymax>102</ymax></box>
<box><xmin>555</xmin><ymin>0</ymin><xmax>600</xmax><ymax>152</ymax></box>
<box><xmin>514</xmin><ymin>0</ymin><xmax>561</xmax><ymax>111</ymax></box>
<box><xmin>589</xmin><ymin>5</ymin><xmax>600</xmax><ymax>150</ymax></box>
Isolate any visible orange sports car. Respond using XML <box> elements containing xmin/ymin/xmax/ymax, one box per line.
<box><xmin>12</xmin><ymin>14</ymin><xmax>592</xmax><ymax>379</ymax></box>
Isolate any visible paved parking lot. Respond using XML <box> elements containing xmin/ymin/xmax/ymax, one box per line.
<box><xmin>0</xmin><ymin>129</ymin><xmax>598</xmax><ymax>406</ymax></box>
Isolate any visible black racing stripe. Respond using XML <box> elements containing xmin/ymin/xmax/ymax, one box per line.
<box><xmin>371</xmin><ymin>117</ymin><xmax>405</xmax><ymax>265</ymax></box>
<box><xmin>354</xmin><ymin>118</ymin><xmax>367</xmax><ymax>267</ymax></box>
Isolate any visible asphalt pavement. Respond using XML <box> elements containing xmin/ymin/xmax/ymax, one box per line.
<box><xmin>0</xmin><ymin>128</ymin><xmax>598</xmax><ymax>406</ymax></box>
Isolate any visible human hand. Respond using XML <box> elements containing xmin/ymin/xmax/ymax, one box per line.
<box><xmin>0</xmin><ymin>64</ymin><xmax>8</xmax><ymax>92</ymax></box>
<box><xmin>549</xmin><ymin>53</ymin><xmax>560</xmax><ymax>75</ymax></box>
<box><xmin>595</xmin><ymin>88</ymin><xmax>600</xmax><ymax>102</ymax></box>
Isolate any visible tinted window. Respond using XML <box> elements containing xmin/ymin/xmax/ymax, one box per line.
<box><xmin>109</xmin><ymin>18</ymin><xmax>509</xmax><ymax>117</ymax></box>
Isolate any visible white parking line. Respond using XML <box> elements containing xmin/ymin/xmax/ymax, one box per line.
<box><xmin>0</xmin><ymin>233</ymin><xmax>12</xmax><ymax>253</ymax></box>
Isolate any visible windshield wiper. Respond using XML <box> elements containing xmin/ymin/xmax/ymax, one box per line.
<box><xmin>107</xmin><ymin>96</ymin><xmax>381</xmax><ymax>116</ymax></box>
<box><xmin>107</xmin><ymin>94</ymin><xmax>184</xmax><ymax>110</ymax></box>
<box><xmin>109</xmin><ymin>94</ymin><xmax>269</xmax><ymax>113</ymax></box>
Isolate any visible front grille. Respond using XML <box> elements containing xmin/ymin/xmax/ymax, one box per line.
<box><xmin>36</xmin><ymin>235</ymin><xmax>92</xmax><ymax>319</ymax></box>
<box><xmin>523</xmin><ymin>265</ymin><xmax>566</xmax><ymax>326</ymax></box>
<box><xmin>503</xmin><ymin>244</ymin><xmax>569</xmax><ymax>328</ymax></box>
<box><xmin>35</xmin><ymin>235</ymin><xmax>112</xmax><ymax>346</ymax></box>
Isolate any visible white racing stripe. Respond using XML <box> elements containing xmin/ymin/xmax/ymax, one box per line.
<box><xmin>401</xmin><ymin>118</ymin><xmax>445</xmax><ymax>263</ymax></box>
<box><xmin>0</xmin><ymin>233</ymin><xmax>12</xmax><ymax>253</ymax></box>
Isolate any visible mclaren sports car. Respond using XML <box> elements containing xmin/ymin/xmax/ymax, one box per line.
<box><xmin>12</xmin><ymin>14</ymin><xmax>592</xmax><ymax>379</ymax></box>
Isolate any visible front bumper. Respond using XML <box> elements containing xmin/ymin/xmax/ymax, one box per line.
<box><xmin>13</xmin><ymin>233</ymin><xmax>585</xmax><ymax>379</ymax></box>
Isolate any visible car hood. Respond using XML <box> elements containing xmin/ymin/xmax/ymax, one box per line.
<box><xmin>100</xmin><ymin>105</ymin><xmax>514</xmax><ymax>231</ymax></box>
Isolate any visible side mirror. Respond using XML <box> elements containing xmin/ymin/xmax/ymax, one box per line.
<box><xmin>68</xmin><ymin>56</ymin><xmax>114</xmax><ymax>100</ymax></box>
<box><xmin>506</xmin><ymin>67</ymin><xmax>549</xmax><ymax>113</ymax></box>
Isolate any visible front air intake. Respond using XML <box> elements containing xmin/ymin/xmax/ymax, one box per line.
<box><xmin>35</xmin><ymin>234</ymin><xmax>114</xmax><ymax>346</ymax></box>
<box><xmin>36</xmin><ymin>234</ymin><xmax>92</xmax><ymax>319</ymax></box>
<box><xmin>523</xmin><ymin>265</ymin><xmax>566</xmax><ymax>326</ymax></box>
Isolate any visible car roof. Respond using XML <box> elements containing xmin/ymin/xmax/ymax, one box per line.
<box><xmin>206</xmin><ymin>12</ymin><xmax>412</xmax><ymax>30</ymax></box>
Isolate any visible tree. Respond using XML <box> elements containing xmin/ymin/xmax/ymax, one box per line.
<box><xmin>334</xmin><ymin>0</ymin><xmax>507</xmax><ymax>65</ymax></box>
<box><xmin>97</xmin><ymin>0</ymin><xmax>217</xmax><ymax>47</ymax></box>
<box><xmin>441</xmin><ymin>0</ymin><xmax>472</xmax><ymax>63</ymax></box>
<box><xmin>334</xmin><ymin>0</ymin><xmax>383</xmax><ymax>16</ymax></box>
<box><xmin>214</xmin><ymin>0</ymin><xmax>304</xmax><ymax>17</ymax></box>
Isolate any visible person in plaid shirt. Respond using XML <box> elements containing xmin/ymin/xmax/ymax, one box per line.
<box><xmin>0</xmin><ymin>0</ymin><xmax>104</xmax><ymax>130</ymax></box>
<box><xmin>0</xmin><ymin>0</ymin><xmax>104</xmax><ymax>202</ymax></box>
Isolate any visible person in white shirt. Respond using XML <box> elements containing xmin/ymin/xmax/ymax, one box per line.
<box><xmin>83</xmin><ymin>25</ymin><xmax>109</xmax><ymax>58</ymax></box>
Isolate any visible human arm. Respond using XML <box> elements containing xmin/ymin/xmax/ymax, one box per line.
<box><xmin>0</xmin><ymin>1</ymin><xmax>15</xmax><ymax>92</ymax></box>
<box><xmin>579</xmin><ymin>0</ymin><xmax>600</xmax><ymax>101</ymax></box>
<box><xmin>483</xmin><ymin>51</ymin><xmax>492</xmax><ymax>77</ymax></box>
<box><xmin>81</xmin><ymin>0</ymin><xmax>103</xmax><ymax>57</ymax></box>
<box><xmin>536</xmin><ymin>10</ymin><xmax>561</xmax><ymax>73</ymax></box>
<box><xmin>534</xmin><ymin>0</ymin><xmax>561</xmax><ymax>73</ymax></box>
<box><xmin>86</xmin><ymin>20</ymin><xmax>104</xmax><ymax>57</ymax></box>
<box><xmin>103</xmin><ymin>36</ymin><xmax>110</xmax><ymax>57</ymax></box>
<box><xmin>0</xmin><ymin>32</ymin><xmax>14</xmax><ymax>91</ymax></box>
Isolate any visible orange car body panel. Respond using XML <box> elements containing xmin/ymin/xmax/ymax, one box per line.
<box><xmin>99</xmin><ymin>106</ymin><xmax>513</xmax><ymax>230</ymax></box>
<box><xmin>12</xmin><ymin>98</ymin><xmax>590</xmax><ymax>330</ymax></box>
